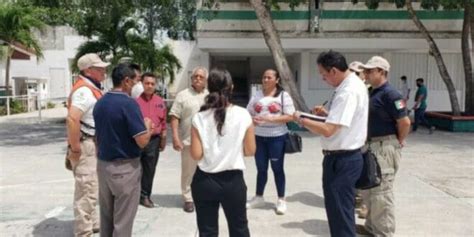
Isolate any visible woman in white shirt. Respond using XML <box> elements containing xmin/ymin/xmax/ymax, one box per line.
<box><xmin>246</xmin><ymin>69</ymin><xmax>295</xmax><ymax>215</ymax></box>
<box><xmin>190</xmin><ymin>68</ymin><xmax>256</xmax><ymax>237</ymax></box>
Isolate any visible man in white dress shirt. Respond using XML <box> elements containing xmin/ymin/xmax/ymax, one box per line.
<box><xmin>294</xmin><ymin>50</ymin><xmax>368</xmax><ymax>237</ymax></box>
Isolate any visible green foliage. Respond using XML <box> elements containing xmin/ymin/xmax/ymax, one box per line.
<box><xmin>9</xmin><ymin>99</ymin><xmax>26</xmax><ymax>114</ymax></box>
<box><xmin>47</xmin><ymin>101</ymin><xmax>55</xmax><ymax>109</ymax></box>
<box><xmin>0</xmin><ymin>3</ymin><xmax>45</xmax><ymax>58</ymax></box>
<box><xmin>128</xmin><ymin>36</ymin><xmax>182</xmax><ymax>83</ymax></box>
<box><xmin>15</xmin><ymin>0</ymin><xmax>81</xmax><ymax>26</ymax></box>
<box><xmin>202</xmin><ymin>0</ymin><xmax>306</xmax><ymax>10</ymax></box>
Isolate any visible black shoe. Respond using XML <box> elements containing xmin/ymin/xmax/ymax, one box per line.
<box><xmin>140</xmin><ymin>197</ymin><xmax>155</xmax><ymax>208</ymax></box>
<box><xmin>356</xmin><ymin>224</ymin><xmax>373</xmax><ymax>236</ymax></box>
<box><xmin>183</xmin><ymin>201</ymin><xmax>194</xmax><ymax>213</ymax></box>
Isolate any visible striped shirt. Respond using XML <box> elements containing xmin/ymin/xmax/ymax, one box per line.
<box><xmin>247</xmin><ymin>90</ymin><xmax>295</xmax><ymax>137</ymax></box>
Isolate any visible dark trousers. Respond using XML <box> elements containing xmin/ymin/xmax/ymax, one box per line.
<box><xmin>323</xmin><ymin>150</ymin><xmax>363</xmax><ymax>237</ymax></box>
<box><xmin>255</xmin><ymin>134</ymin><xmax>286</xmax><ymax>198</ymax></box>
<box><xmin>140</xmin><ymin>135</ymin><xmax>160</xmax><ymax>198</ymax></box>
<box><xmin>97</xmin><ymin>158</ymin><xmax>141</xmax><ymax>237</ymax></box>
<box><xmin>191</xmin><ymin>168</ymin><xmax>250</xmax><ymax>237</ymax></box>
<box><xmin>413</xmin><ymin>107</ymin><xmax>432</xmax><ymax>131</ymax></box>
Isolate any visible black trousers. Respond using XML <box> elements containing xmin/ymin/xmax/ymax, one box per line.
<box><xmin>140</xmin><ymin>135</ymin><xmax>160</xmax><ymax>198</ymax></box>
<box><xmin>191</xmin><ymin>168</ymin><xmax>250</xmax><ymax>237</ymax></box>
<box><xmin>323</xmin><ymin>150</ymin><xmax>363</xmax><ymax>237</ymax></box>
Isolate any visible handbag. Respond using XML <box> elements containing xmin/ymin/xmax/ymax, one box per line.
<box><xmin>355</xmin><ymin>146</ymin><xmax>382</xmax><ymax>189</ymax></box>
<box><xmin>285</xmin><ymin>132</ymin><xmax>302</xmax><ymax>154</ymax></box>
<box><xmin>280</xmin><ymin>91</ymin><xmax>302</xmax><ymax>154</ymax></box>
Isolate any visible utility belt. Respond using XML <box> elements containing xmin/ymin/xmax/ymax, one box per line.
<box><xmin>322</xmin><ymin>148</ymin><xmax>360</xmax><ymax>157</ymax></box>
<box><xmin>80</xmin><ymin>121</ymin><xmax>95</xmax><ymax>142</ymax></box>
<box><xmin>368</xmin><ymin>134</ymin><xmax>397</xmax><ymax>143</ymax></box>
<box><xmin>80</xmin><ymin>131</ymin><xmax>95</xmax><ymax>142</ymax></box>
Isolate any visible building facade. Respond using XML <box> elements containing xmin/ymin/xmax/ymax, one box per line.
<box><xmin>170</xmin><ymin>0</ymin><xmax>467</xmax><ymax>111</ymax></box>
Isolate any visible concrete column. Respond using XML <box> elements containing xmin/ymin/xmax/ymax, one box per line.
<box><xmin>199</xmin><ymin>51</ymin><xmax>210</xmax><ymax>69</ymax></box>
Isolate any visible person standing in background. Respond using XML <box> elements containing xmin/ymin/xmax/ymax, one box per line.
<box><xmin>400</xmin><ymin>76</ymin><xmax>410</xmax><ymax>103</ymax></box>
<box><xmin>130</xmin><ymin>64</ymin><xmax>143</xmax><ymax>99</ymax></box>
<box><xmin>136</xmin><ymin>72</ymin><xmax>167</xmax><ymax>208</ymax></box>
<box><xmin>246</xmin><ymin>69</ymin><xmax>295</xmax><ymax>215</ymax></box>
<box><xmin>412</xmin><ymin>78</ymin><xmax>435</xmax><ymax>134</ymax></box>
<box><xmin>169</xmin><ymin>66</ymin><xmax>209</xmax><ymax>213</ymax></box>
<box><xmin>357</xmin><ymin>56</ymin><xmax>411</xmax><ymax>236</ymax></box>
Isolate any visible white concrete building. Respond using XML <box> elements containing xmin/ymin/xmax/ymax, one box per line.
<box><xmin>170</xmin><ymin>1</ymin><xmax>468</xmax><ymax>111</ymax></box>
<box><xmin>1</xmin><ymin>26</ymin><xmax>88</xmax><ymax>104</ymax></box>
<box><xmin>2</xmin><ymin>1</ymin><xmax>468</xmax><ymax>112</ymax></box>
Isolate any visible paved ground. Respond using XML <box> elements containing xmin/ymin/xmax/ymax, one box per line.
<box><xmin>0</xmin><ymin>108</ymin><xmax>473</xmax><ymax>236</ymax></box>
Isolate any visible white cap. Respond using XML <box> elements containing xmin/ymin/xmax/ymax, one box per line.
<box><xmin>361</xmin><ymin>56</ymin><xmax>390</xmax><ymax>72</ymax></box>
<box><xmin>77</xmin><ymin>53</ymin><xmax>110</xmax><ymax>70</ymax></box>
<box><xmin>348</xmin><ymin>61</ymin><xmax>364</xmax><ymax>73</ymax></box>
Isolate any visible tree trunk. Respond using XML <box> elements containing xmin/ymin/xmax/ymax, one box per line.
<box><xmin>5</xmin><ymin>45</ymin><xmax>12</xmax><ymax>96</ymax></box>
<box><xmin>249</xmin><ymin>0</ymin><xmax>309</xmax><ymax>111</ymax></box>
<box><xmin>462</xmin><ymin>1</ymin><xmax>474</xmax><ymax>115</ymax></box>
<box><xmin>471</xmin><ymin>1</ymin><xmax>474</xmax><ymax>52</ymax></box>
<box><xmin>406</xmin><ymin>0</ymin><xmax>462</xmax><ymax>116</ymax></box>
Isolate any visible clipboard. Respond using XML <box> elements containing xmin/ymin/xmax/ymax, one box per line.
<box><xmin>300</xmin><ymin>112</ymin><xmax>326</xmax><ymax>122</ymax></box>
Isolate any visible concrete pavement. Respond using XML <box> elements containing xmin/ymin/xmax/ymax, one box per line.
<box><xmin>0</xmin><ymin>108</ymin><xmax>473</xmax><ymax>236</ymax></box>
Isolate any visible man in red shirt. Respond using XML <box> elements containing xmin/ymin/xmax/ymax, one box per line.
<box><xmin>136</xmin><ymin>72</ymin><xmax>167</xmax><ymax>208</ymax></box>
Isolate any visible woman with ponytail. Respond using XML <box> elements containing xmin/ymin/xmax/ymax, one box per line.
<box><xmin>246</xmin><ymin>69</ymin><xmax>296</xmax><ymax>215</ymax></box>
<box><xmin>190</xmin><ymin>68</ymin><xmax>256</xmax><ymax>237</ymax></box>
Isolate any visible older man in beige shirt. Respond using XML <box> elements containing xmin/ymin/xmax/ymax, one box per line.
<box><xmin>169</xmin><ymin>66</ymin><xmax>209</xmax><ymax>213</ymax></box>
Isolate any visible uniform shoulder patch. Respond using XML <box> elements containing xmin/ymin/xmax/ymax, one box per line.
<box><xmin>394</xmin><ymin>99</ymin><xmax>406</xmax><ymax>110</ymax></box>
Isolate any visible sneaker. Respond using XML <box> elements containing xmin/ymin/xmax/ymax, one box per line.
<box><xmin>275</xmin><ymin>199</ymin><xmax>287</xmax><ymax>215</ymax></box>
<box><xmin>246</xmin><ymin>196</ymin><xmax>265</xmax><ymax>209</ymax></box>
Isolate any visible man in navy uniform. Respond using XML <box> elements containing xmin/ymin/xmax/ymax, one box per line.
<box><xmin>357</xmin><ymin>56</ymin><xmax>411</xmax><ymax>237</ymax></box>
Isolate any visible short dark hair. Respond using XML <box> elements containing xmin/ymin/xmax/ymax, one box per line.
<box><xmin>416</xmin><ymin>78</ymin><xmax>424</xmax><ymax>83</ymax></box>
<box><xmin>401</xmin><ymin>75</ymin><xmax>407</xmax><ymax>80</ymax></box>
<box><xmin>112</xmin><ymin>63</ymin><xmax>136</xmax><ymax>87</ymax></box>
<box><xmin>130</xmin><ymin>63</ymin><xmax>141</xmax><ymax>72</ymax></box>
<box><xmin>141</xmin><ymin>72</ymin><xmax>157</xmax><ymax>81</ymax></box>
<box><xmin>317</xmin><ymin>50</ymin><xmax>348</xmax><ymax>72</ymax></box>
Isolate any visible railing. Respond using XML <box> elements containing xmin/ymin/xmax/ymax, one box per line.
<box><xmin>0</xmin><ymin>95</ymin><xmax>68</xmax><ymax>122</ymax></box>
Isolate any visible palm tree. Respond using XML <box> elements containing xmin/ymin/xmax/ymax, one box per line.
<box><xmin>128</xmin><ymin>36</ymin><xmax>182</xmax><ymax>83</ymax></box>
<box><xmin>72</xmin><ymin>18</ymin><xmax>138</xmax><ymax>72</ymax></box>
<box><xmin>0</xmin><ymin>4</ymin><xmax>45</xmax><ymax>95</ymax></box>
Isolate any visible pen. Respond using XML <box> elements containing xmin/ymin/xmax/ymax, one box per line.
<box><xmin>322</xmin><ymin>100</ymin><xmax>328</xmax><ymax>106</ymax></box>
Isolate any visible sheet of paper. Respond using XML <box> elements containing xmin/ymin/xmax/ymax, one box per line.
<box><xmin>300</xmin><ymin>112</ymin><xmax>326</xmax><ymax>122</ymax></box>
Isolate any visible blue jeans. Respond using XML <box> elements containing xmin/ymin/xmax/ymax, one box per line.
<box><xmin>254</xmin><ymin>134</ymin><xmax>286</xmax><ymax>198</ymax></box>
<box><xmin>323</xmin><ymin>150</ymin><xmax>363</xmax><ymax>237</ymax></box>
<box><xmin>413</xmin><ymin>107</ymin><xmax>432</xmax><ymax>131</ymax></box>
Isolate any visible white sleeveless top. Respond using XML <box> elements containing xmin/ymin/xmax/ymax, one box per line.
<box><xmin>192</xmin><ymin>106</ymin><xmax>252</xmax><ymax>173</ymax></box>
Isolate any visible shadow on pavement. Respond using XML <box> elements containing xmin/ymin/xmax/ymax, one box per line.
<box><xmin>286</xmin><ymin>191</ymin><xmax>325</xmax><ymax>208</ymax></box>
<box><xmin>0</xmin><ymin>119</ymin><xmax>66</xmax><ymax>147</ymax></box>
<box><xmin>32</xmin><ymin>217</ymin><xmax>73</xmax><ymax>237</ymax></box>
<box><xmin>281</xmin><ymin>219</ymin><xmax>329</xmax><ymax>236</ymax></box>
<box><xmin>150</xmin><ymin>194</ymin><xmax>183</xmax><ymax>209</ymax></box>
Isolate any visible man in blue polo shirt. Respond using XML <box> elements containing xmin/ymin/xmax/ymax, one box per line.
<box><xmin>93</xmin><ymin>63</ymin><xmax>153</xmax><ymax>237</ymax></box>
<box><xmin>358</xmin><ymin>56</ymin><xmax>411</xmax><ymax>237</ymax></box>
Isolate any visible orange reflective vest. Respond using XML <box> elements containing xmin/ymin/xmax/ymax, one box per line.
<box><xmin>67</xmin><ymin>76</ymin><xmax>103</xmax><ymax>109</ymax></box>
